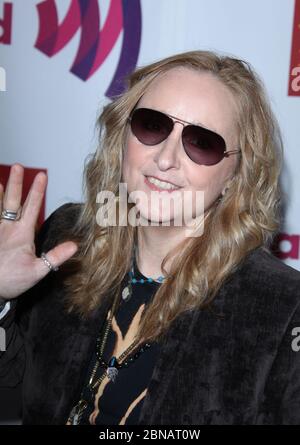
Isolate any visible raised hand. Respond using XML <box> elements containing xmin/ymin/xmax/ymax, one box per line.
<box><xmin>0</xmin><ymin>164</ymin><xmax>78</xmax><ymax>300</ymax></box>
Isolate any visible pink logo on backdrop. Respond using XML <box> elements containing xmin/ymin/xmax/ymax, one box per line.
<box><xmin>34</xmin><ymin>0</ymin><xmax>142</xmax><ymax>97</ymax></box>
<box><xmin>0</xmin><ymin>2</ymin><xmax>12</xmax><ymax>44</ymax></box>
<box><xmin>271</xmin><ymin>233</ymin><xmax>300</xmax><ymax>260</ymax></box>
<box><xmin>288</xmin><ymin>0</ymin><xmax>300</xmax><ymax>96</ymax></box>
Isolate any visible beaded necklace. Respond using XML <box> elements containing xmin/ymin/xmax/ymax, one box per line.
<box><xmin>67</xmin><ymin>246</ymin><xmax>165</xmax><ymax>425</ymax></box>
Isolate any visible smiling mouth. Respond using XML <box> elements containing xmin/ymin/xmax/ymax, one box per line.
<box><xmin>145</xmin><ymin>176</ymin><xmax>181</xmax><ymax>191</ymax></box>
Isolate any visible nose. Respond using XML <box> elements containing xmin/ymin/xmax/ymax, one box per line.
<box><xmin>153</xmin><ymin>121</ymin><xmax>184</xmax><ymax>170</ymax></box>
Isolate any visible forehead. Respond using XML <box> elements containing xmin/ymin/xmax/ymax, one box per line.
<box><xmin>137</xmin><ymin>67</ymin><xmax>238</xmax><ymax>135</ymax></box>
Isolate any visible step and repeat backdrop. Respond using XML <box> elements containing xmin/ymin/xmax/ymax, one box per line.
<box><xmin>0</xmin><ymin>0</ymin><xmax>300</xmax><ymax>424</ymax></box>
<box><xmin>1</xmin><ymin>0</ymin><xmax>300</xmax><ymax>267</ymax></box>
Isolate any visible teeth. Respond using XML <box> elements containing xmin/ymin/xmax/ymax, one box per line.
<box><xmin>147</xmin><ymin>176</ymin><xmax>179</xmax><ymax>190</ymax></box>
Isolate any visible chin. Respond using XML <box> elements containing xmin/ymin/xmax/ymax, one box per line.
<box><xmin>137</xmin><ymin>208</ymin><xmax>180</xmax><ymax>226</ymax></box>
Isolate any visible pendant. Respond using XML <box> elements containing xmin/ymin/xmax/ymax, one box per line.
<box><xmin>106</xmin><ymin>356</ymin><xmax>119</xmax><ymax>382</ymax></box>
<box><xmin>73</xmin><ymin>413</ymin><xmax>79</xmax><ymax>425</ymax></box>
<box><xmin>67</xmin><ymin>399</ymin><xmax>87</xmax><ymax>425</ymax></box>
<box><xmin>121</xmin><ymin>283</ymin><xmax>132</xmax><ymax>302</ymax></box>
<box><xmin>67</xmin><ymin>405</ymin><xmax>78</xmax><ymax>425</ymax></box>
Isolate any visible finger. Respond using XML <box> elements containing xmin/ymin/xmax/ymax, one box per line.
<box><xmin>3</xmin><ymin>164</ymin><xmax>24</xmax><ymax>212</ymax></box>
<box><xmin>22</xmin><ymin>172</ymin><xmax>47</xmax><ymax>227</ymax></box>
<box><xmin>0</xmin><ymin>182</ymin><xmax>3</xmax><ymax>210</ymax></box>
<box><xmin>36</xmin><ymin>241</ymin><xmax>78</xmax><ymax>277</ymax></box>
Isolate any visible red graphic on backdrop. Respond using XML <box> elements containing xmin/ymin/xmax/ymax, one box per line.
<box><xmin>0</xmin><ymin>2</ymin><xmax>13</xmax><ymax>44</ymax></box>
<box><xmin>0</xmin><ymin>1</ymin><xmax>142</xmax><ymax>97</ymax></box>
<box><xmin>271</xmin><ymin>233</ymin><xmax>300</xmax><ymax>260</ymax></box>
<box><xmin>34</xmin><ymin>0</ymin><xmax>142</xmax><ymax>97</ymax></box>
<box><xmin>289</xmin><ymin>0</ymin><xmax>300</xmax><ymax>95</ymax></box>
<box><xmin>0</xmin><ymin>164</ymin><xmax>46</xmax><ymax>228</ymax></box>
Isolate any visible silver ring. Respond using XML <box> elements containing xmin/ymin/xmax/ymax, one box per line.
<box><xmin>40</xmin><ymin>252</ymin><xmax>59</xmax><ymax>272</ymax></box>
<box><xmin>0</xmin><ymin>207</ymin><xmax>22</xmax><ymax>221</ymax></box>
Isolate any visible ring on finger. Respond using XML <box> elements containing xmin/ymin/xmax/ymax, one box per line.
<box><xmin>40</xmin><ymin>252</ymin><xmax>59</xmax><ymax>272</ymax></box>
<box><xmin>0</xmin><ymin>206</ymin><xmax>22</xmax><ymax>222</ymax></box>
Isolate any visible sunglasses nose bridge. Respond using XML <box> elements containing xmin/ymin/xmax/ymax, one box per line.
<box><xmin>163</xmin><ymin>119</ymin><xmax>185</xmax><ymax>148</ymax></box>
<box><xmin>167</xmin><ymin>118</ymin><xmax>185</xmax><ymax>140</ymax></box>
<box><xmin>170</xmin><ymin>119</ymin><xmax>185</xmax><ymax>133</ymax></box>
<box><xmin>155</xmin><ymin>120</ymin><xmax>185</xmax><ymax>168</ymax></box>
<box><xmin>171</xmin><ymin>119</ymin><xmax>185</xmax><ymax>127</ymax></box>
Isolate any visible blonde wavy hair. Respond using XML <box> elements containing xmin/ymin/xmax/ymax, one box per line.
<box><xmin>61</xmin><ymin>50</ymin><xmax>283</xmax><ymax>345</ymax></box>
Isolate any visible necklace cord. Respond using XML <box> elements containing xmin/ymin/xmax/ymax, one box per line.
<box><xmin>67</xmin><ymin>243</ymin><xmax>164</xmax><ymax>424</ymax></box>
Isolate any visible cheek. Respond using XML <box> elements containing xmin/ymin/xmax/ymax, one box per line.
<box><xmin>187</xmin><ymin>164</ymin><xmax>229</xmax><ymax>201</ymax></box>
<box><xmin>122</xmin><ymin>138</ymin><xmax>134</xmax><ymax>179</ymax></box>
<box><xmin>187</xmin><ymin>168</ymin><xmax>216</xmax><ymax>191</ymax></box>
<box><xmin>122</xmin><ymin>138</ymin><xmax>144</xmax><ymax>186</ymax></box>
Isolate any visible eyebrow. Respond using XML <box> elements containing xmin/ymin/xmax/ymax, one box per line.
<box><xmin>134</xmin><ymin>101</ymin><xmax>221</xmax><ymax>134</ymax></box>
<box><xmin>153</xmin><ymin>107</ymin><xmax>220</xmax><ymax>134</ymax></box>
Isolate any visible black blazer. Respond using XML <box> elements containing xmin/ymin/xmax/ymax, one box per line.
<box><xmin>1</xmin><ymin>203</ymin><xmax>300</xmax><ymax>425</ymax></box>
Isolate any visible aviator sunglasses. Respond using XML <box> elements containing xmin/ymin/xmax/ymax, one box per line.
<box><xmin>128</xmin><ymin>107</ymin><xmax>241</xmax><ymax>166</ymax></box>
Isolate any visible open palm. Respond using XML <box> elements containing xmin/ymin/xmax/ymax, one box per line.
<box><xmin>0</xmin><ymin>164</ymin><xmax>78</xmax><ymax>300</ymax></box>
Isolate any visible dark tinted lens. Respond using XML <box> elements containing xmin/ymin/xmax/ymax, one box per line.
<box><xmin>130</xmin><ymin>108</ymin><xmax>173</xmax><ymax>145</ymax></box>
<box><xmin>182</xmin><ymin>125</ymin><xmax>226</xmax><ymax>166</ymax></box>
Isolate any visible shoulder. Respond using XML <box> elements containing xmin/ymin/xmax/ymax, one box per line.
<box><xmin>223</xmin><ymin>246</ymin><xmax>300</xmax><ymax>328</ymax></box>
<box><xmin>15</xmin><ymin>202</ymin><xmax>84</xmax><ymax>329</ymax></box>
<box><xmin>238</xmin><ymin>246</ymin><xmax>300</xmax><ymax>297</ymax></box>
<box><xmin>242</xmin><ymin>247</ymin><xmax>300</xmax><ymax>284</ymax></box>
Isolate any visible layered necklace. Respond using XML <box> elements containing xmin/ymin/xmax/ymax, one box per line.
<box><xmin>67</xmin><ymin>245</ymin><xmax>165</xmax><ymax>425</ymax></box>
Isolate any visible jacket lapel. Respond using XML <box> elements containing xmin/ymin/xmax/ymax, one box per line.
<box><xmin>52</xmin><ymin>295</ymin><xmax>112</xmax><ymax>424</ymax></box>
<box><xmin>51</xmin><ymin>285</ymin><xmax>217</xmax><ymax>425</ymax></box>
<box><xmin>137</xmin><ymin>307</ymin><xmax>201</xmax><ymax>424</ymax></box>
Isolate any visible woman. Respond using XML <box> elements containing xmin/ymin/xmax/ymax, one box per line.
<box><xmin>1</xmin><ymin>50</ymin><xmax>300</xmax><ymax>425</ymax></box>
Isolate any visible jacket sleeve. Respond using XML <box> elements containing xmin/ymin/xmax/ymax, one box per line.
<box><xmin>0</xmin><ymin>298</ymin><xmax>25</xmax><ymax>388</ymax></box>
<box><xmin>0</xmin><ymin>202</ymin><xmax>77</xmax><ymax>388</ymax></box>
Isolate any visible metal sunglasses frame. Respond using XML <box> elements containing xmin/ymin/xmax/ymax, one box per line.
<box><xmin>127</xmin><ymin>107</ymin><xmax>242</xmax><ymax>161</ymax></box>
